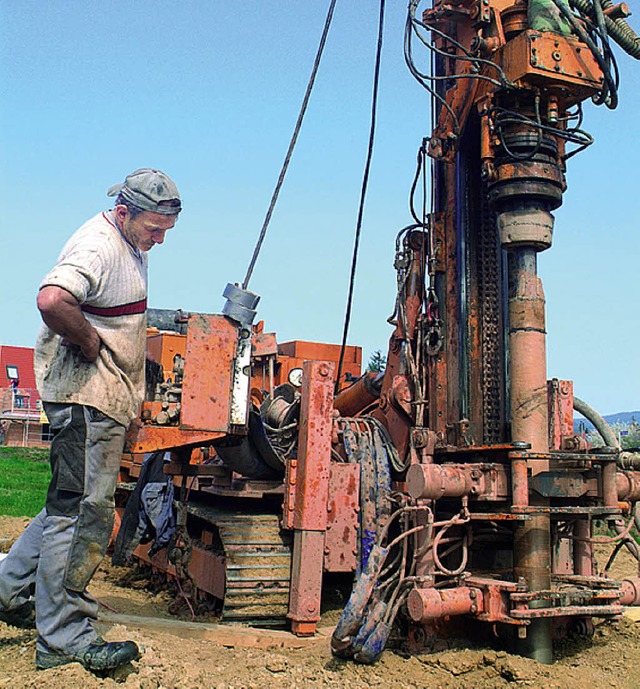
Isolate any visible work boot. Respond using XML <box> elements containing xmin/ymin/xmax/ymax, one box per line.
<box><xmin>0</xmin><ymin>601</ymin><xmax>36</xmax><ymax>629</ymax></box>
<box><xmin>36</xmin><ymin>638</ymin><xmax>140</xmax><ymax>671</ymax></box>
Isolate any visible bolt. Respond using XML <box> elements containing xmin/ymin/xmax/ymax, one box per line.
<box><xmin>319</xmin><ymin>363</ymin><xmax>330</xmax><ymax>377</ymax></box>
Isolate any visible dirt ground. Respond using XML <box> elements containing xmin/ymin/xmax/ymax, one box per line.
<box><xmin>1</xmin><ymin>515</ymin><xmax>639</xmax><ymax>689</ymax></box>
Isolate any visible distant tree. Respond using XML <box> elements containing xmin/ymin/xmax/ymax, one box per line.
<box><xmin>366</xmin><ymin>350</ymin><xmax>387</xmax><ymax>373</ymax></box>
<box><xmin>587</xmin><ymin>418</ymin><xmax>640</xmax><ymax>450</ymax></box>
<box><xmin>621</xmin><ymin>417</ymin><xmax>640</xmax><ymax>449</ymax></box>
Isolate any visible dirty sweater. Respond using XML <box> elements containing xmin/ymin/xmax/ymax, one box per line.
<box><xmin>34</xmin><ymin>211</ymin><xmax>148</xmax><ymax>426</ymax></box>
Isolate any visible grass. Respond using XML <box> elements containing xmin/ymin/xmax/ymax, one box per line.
<box><xmin>0</xmin><ymin>447</ymin><xmax>50</xmax><ymax>517</ymax></box>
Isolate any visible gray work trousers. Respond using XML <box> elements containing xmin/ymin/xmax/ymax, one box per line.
<box><xmin>0</xmin><ymin>403</ymin><xmax>125</xmax><ymax>653</ymax></box>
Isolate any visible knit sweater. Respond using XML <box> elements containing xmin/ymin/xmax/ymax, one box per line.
<box><xmin>34</xmin><ymin>211</ymin><xmax>148</xmax><ymax>426</ymax></box>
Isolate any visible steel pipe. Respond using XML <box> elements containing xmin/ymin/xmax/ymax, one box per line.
<box><xmin>407</xmin><ymin>586</ymin><xmax>483</xmax><ymax>623</ymax></box>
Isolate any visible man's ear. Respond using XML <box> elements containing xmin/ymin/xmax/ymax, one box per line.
<box><xmin>114</xmin><ymin>204</ymin><xmax>129</xmax><ymax>224</ymax></box>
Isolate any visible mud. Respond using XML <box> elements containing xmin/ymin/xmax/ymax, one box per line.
<box><xmin>1</xmin><ymin>517</ymin><xmax>639</xmax><ymax>689</ymax></box>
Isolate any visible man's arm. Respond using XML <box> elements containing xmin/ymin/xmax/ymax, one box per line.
<box><xmin>37</xmin><ymin>286</ymin><xmax>101</xmax><ymax>362</ymax></box>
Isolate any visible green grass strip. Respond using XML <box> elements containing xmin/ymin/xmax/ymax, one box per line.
<box><xmin>0</xmin><ymin>447</ymin><xmax>51</xmax><ymax>518</ymax></box>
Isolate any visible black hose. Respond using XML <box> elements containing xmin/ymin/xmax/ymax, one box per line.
<box><xmin>548</xmin><ymin>0</ymin><xmax>618</xmax><ymax>107</ymax></box>
<box><xmin>570</xmin><ymin>0</ymin><xmax>640</xmax><ymax>59</ymax></box>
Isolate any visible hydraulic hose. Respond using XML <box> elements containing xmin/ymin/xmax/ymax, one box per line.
<box><xmin>573</xmin><ymin>396</ymin><xmax>620</xmax><ymax>449</ymax></box>
<box><xmin>574</xmin><ymin>396</ymin><xmax>640</xmax><ymax>562</ymax></box>
<box><xmin>569</xmin><ymin>0</ymin><xmax>640</xmax><ymax>59</ymax></box>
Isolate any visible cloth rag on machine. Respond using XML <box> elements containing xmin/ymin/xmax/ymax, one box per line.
<box><xmin>112</xmin><ymin>451</ymin><xmax>175</xmax><ymax>565</ymax></box>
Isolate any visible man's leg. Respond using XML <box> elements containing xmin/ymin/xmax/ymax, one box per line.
<box><xmin>0</xmin><ymin>509</ymin><xmax>44</xmax><ymax>627</ymax></box>
<box><xmin>35</xmin><ymin>403</ymin><xmax>126</xmax><ymax>655</ymax></box>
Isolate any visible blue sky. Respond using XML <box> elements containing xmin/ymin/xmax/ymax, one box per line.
<box><xmin>1</xmin><ymin>2</ymin><xmax>638</xmax><ymax>416</ymax></box>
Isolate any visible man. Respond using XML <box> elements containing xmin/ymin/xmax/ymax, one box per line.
<box><xmin>0</xmin><ymin>169</ymin><xmax>181</xmax><ymax>671</ymax></box>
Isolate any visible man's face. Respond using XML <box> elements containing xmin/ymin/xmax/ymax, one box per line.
<box><xmin>115</xmin><ymin>206</ymin><xmax>177</xmax><ymax>252</ymax></box>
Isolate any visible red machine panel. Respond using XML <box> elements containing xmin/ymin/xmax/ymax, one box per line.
<box><xmin>181</xmin><ymin>314</ymin><xmax>237</xmax><ymax>432</ymax></box>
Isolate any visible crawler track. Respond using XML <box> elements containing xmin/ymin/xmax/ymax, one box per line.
<box><xmin>187</xmin><ymin>503</ymin><xmax>292</xmax><ymax>625</ymax></box>
<box><xmin>218</xmin><ymin>514</ymin><xmax>291</xmax><ymax>624</ymax></box>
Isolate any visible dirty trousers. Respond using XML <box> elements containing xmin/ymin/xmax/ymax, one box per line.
<box><xmin>0</xmin><ymin>403</ymin><xmax>125</xmax><ymax>653</ymax></box>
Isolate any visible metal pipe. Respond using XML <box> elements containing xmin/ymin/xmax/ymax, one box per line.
<box><xmin>507</xmin><ymin>249</ymin><xmax>550</xmax><ymax>461</ymax></box>
<box><xmin>407</xmin><ymin>586</ymin><xmax>483</xmax><ymax>623</ymax></box>
<box><xmin>333</xmin><ymin>372</ymin><xmax>383</xmax><ymax>417</ymax></box>
<box><xmin>506</xmin><ymin>244</ymin><xmax>552</xmax><ymax>664</ymax></box>
<box><xmin>513</xmin><ymin>512</ymin><xmax>552</xmax><ymax>663</ymax></box>
<box><xmin>574</xmin><ymin>519</ymin><xmax>593</xmax><ymax>576</ymax></box>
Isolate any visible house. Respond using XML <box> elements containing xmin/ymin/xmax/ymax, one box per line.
<box><xmin>0</xmin><ymin>345</ymin><xmax>50</xmax><ymax>447</ymax></box>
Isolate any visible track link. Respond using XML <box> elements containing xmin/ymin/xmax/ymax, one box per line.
<box><xmin>217</xmin><ymin>514</ymin><xmax>292</xmax><ymax>624</ymax></box>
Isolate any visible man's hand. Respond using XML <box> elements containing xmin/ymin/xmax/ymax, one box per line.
<box><xmin>60</xmin><ymin>334</ymin><xmax>101</xmax><ymax>362</ymax></box>
<box><xmin>37</xmin><ymin>286</ymin><xmax>101</xmax><ymax>363</ymax></box>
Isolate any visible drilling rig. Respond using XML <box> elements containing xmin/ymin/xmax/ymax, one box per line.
<box><xmin>116</xmin><ymin>0</ymin><xmax>640</xmax><ymax>665</ymax></box>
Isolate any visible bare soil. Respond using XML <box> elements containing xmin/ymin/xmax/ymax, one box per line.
<box><xmin>1</xmin><ymin>516</ymin><xmax>639</xmax><ymax>689</ymax></box>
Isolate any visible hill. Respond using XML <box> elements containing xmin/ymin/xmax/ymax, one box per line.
<box><xmin>573</xmin><ymin>410</ymin><xmax>640</xmax><ymax>433</ymax></box>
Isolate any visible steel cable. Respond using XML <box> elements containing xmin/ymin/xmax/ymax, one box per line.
<box><xmin>242</xmin><ymin>0</ymin><xmax>338</xmax><ymax>290</ymax></box>
<box><xmin>335</xmin><ymin>0</ymin><xmax>386</xmax><ymax>393</ymax></box>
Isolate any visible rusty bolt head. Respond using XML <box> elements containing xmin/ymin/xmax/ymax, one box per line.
<box><xmin>319</xmin><ymin>363</ymin><xmax>331</xmax><ymax>377</ymax></box>
<box><xmin>413</xmin><ymin>430</ymin><xmax>428</xmax><ymax>449</ymax></box>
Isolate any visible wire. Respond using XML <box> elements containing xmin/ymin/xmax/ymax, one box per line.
<box><xmin>403</xmin><ymin>10</ymin><xmax>461</xmax><ymax>137</ymax></box>
<box><xmin>548</xmin><ymin>0</ymin><xmax>618</xmax><ymax>108</ymax></box>
<box><xmin>335</xmin><ymin>0</ymin><xmax>386</xmax><ymax>393</ymax></box>
<box><xmin>242</xmin><ymin>0</ymin><xmax>338</xmax><ymax>290</ymax></box>
<box><xmin>410</xmin><ymin>14</ymin><xmax>512</xmax><ymax>86</ymax></box>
